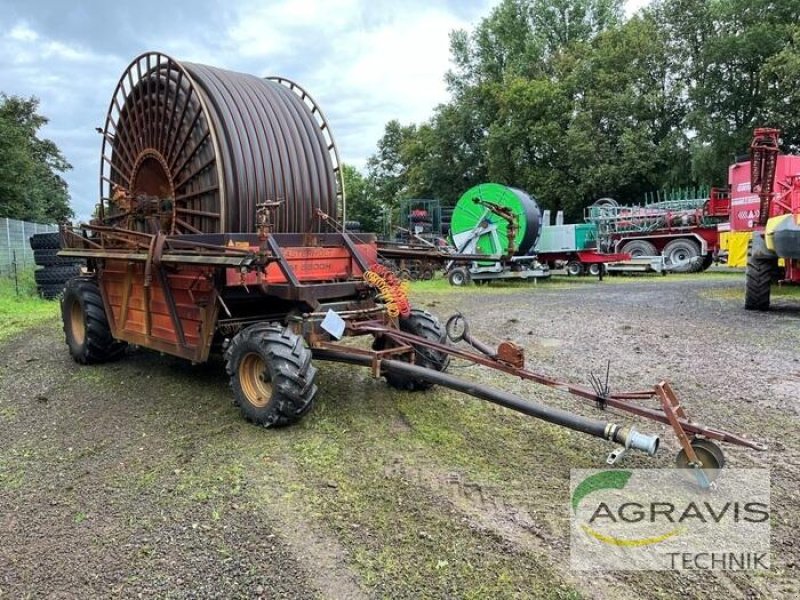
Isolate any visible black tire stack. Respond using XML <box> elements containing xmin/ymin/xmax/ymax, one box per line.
<box><xmin>29</xmin><ymin>232</ymin><xmax>83</xmax><ymax>300</ymax></box>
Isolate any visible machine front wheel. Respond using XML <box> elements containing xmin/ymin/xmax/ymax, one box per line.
<box><xmin>226</xmin><ymin>323</ymin><xmax>318</xmax><ymax>427</ymax></box>
<box><xmin>374</xmin><ymin>310</ymin><xmax>450</xmax><ymax>391</ymax></box>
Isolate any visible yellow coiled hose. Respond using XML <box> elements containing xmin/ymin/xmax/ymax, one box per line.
<box><xmin>363</xmin><ymin>264</ymin><xmax>411</xmax><ymax>317</ymax></box>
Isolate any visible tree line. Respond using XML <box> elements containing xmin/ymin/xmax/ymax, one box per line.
<box><xmin>0</xmin><ymin>94</ymin><xmax>72</xmax><ymax>223</ymax></box>
<box><xmin>344</xmin><ymin>0</ymin><xmax>800</xmax><ymax>227</ymax></box>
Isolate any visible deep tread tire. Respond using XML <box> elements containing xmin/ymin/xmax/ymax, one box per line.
<box><xmin>745</xmin><ymin>254</ymin><xmax>778</xmax><ymax>311</ymax></box>
<box><xmin>225</xmin><ymin>323</ymin><xmax>317</xmax><ymax>427</ymax></box>
<box><xmin>29</xmin><ymin>232</ymin><xmax>61</xmax><ymax>250</ymax></box>
<box><xmin>33</xmin><ymin>248</ymin><xmax>83</xmax><ymax>267</ymax></box>
<box><xmin>35</xmin><ymin>265</ymin><xmax>82</xmax><ymax>285</ymax></box>
<box><xmin>663</xmin><ymin>238</ymin><xmax>700</xmax><ymax>273</ymax></box>
<box><xmin>61</xmin><ymin>277</ymin><xmax>127</xmax><ymax>364</ymax></box>
<box><xmin>375</xmin><ymin>309</ymin><xmax>450</xmax><ymax>391</ymax></box>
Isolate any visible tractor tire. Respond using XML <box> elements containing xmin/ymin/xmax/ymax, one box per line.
<box><xmin>61</xmin><ymin>277</ymin><xmax>127</xmax><ymax>364</ymax></box>
<box><xmin>29</xmin><ymin>232</ymin><xmax>61</xmax><ymax>250</ymax></box>
<box><xmin>34</xmin><ymin>264</ymin><xmax>82</xmax><ymax>285</ymax></box>
<box><xmin>566</xmin><ymin>260</ymin><xmax>584</xmax><ymax>276</ymax></box>
<box><xmin>39</xmin><ymin>282</ymin><xmax>66</xmax><ymax>300</ymax></box>
<box><xmin>663</xmin><ymin>238</ymin><xmax>700</xmax><ymax>273</ymax></box>
<box><xmin>745</xmin><ymin>254</ymin><xmax>778</xmax><ymax>311</ymax></box>
<box><xmin>621</xmin><ymin>239</ymin><xmax>657</xmax><ymax>258</ymax></box>
<box><xmin>225</xmin><ymin>323</ymin><xmax>317</xmax><ymax>427</ymax></box>
<box><xmin>33</xmin><ymin>248</ymin><xmax>83</xmax><ymax>267</ymax></box>
<box><xmin>447</xmin><ymin>267</ymin><xmax>470</xmax><ymax>287</ymax></box>
<box><xmin>374</xmin><ymin>309</ymin><xmax>450</xmax><ymax>391</ymax></box>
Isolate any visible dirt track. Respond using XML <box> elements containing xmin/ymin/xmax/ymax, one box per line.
<box><xmin>1</xmin><ymin>274</ymin><xmax>798</xmax><ymax>599</ymax></box>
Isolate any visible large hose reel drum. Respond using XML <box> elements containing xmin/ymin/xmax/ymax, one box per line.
<box><xmin>449</xmin><ymin>183</ymin><xmax>542</xmax><ymax>257</ymax></box>
<box><xmin>99</xmin><ymin>52</ymin><xmax>344</xmax><ymax>234</ymax></box>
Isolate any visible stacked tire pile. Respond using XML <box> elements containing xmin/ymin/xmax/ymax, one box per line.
<box><xmin>29</xmin><ymin>233</ymin><xmax>83</xmax><ymax>299</ymax></box>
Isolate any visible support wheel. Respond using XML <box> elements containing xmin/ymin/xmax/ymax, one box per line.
<box><xmin>745</xmin><ymin>254</ymin><xmax>778</xmax><ymax>311</ymax></box>
<box><xmin>663</xmin><ymin>239</ymin><xmax>700</xmax><ymax>273</ymax></box>
<box><xmin>61</xmin><ymin>277</ymin><xmax>127</xmax><ymax>364</ymax></box>
<box><xmin>675</xmin><ymin>439</ymin><xmax>725</xmax><ymax>484</ymax></box>
<box><xmin>225</xmin><ymin>323</ymin><xmax>318</xmax><ymax>427</ymax></box>
<box><xmin>374</xmin><ymin>310</ymin><xmax>450</xmax><ymax>391</ymax></box>
<box><xmin>448</xmin><ymin>267</ymin><xmax>470</xmax><ymax>287</ymax></box>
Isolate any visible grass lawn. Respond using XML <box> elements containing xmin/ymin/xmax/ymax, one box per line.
<box><xmin>0</xmin><ymin>270</ymin><xmax>60</xmax><ymax>343</ymax></box>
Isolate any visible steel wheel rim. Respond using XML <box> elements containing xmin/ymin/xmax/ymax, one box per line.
<box><xmin>239</xmin><ymin>353</ymin><xmax>272</xmax><ymax>408</ymax></box>
<box><xmin>675</xmin><ymin>443</ymin><xmax>723</xmax><ymax>482</ymax></box>
<box><xmin>70</xmin><ymin>300</ymin><xmax>86</xmax><ymax>346</ymax></box>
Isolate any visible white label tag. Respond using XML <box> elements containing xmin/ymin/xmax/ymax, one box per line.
<box><xmin>320</xmin><ymin>309</ymin><xmax>346</xmax><ymax>340</ymax></box>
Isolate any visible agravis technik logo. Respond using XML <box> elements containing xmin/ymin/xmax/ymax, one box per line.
<box><xmin>570</xmin><ymin>469</ymin><xmax>770</xmax><ymax>571</ymax></box>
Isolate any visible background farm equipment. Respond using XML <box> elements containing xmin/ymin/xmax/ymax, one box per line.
<box><xmin>734</xmin><ymin>128</ymin><xmax>800</xmax><ymax>310</ymax></box>
<box><xmin>584</xmin><ymin>189</ymin><xmax>730</xmax><ymax>273</ymax></box>
<box><xmin>443</xmin><ymin>183</ymin><xmax>549</xmax><ymax>285</ymax></box>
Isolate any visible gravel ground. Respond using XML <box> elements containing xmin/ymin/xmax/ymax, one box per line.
<box><xmin>0</xmin><ymin>273</ymin><xmax>798</xmax><ymax>598</ymax></box>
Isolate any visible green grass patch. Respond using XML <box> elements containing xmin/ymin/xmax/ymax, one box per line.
<box><xmin>0</xmin><ymin>271</ymin><xmax>59</xmax><ymax>342</ymax></box>
<box><xmin>409</xmin><ymin>269</ymin><xmax>744</xmax><ymax>296</ymax></box>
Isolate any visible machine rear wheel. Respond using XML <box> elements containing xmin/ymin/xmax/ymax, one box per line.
<box><xmin>663</xmin><ymin>238</ymin><xmax>700</xmax><ymax>273</ymax></box>
<box><xmin>226</xmin><ymin>323</ymin><xmax>317</xmax><ymax>427</ymax></box>
<box><xmin>61</xmin><ymin>278</ymin><xmax>127</xmax><ymax>364</ymax></box>
<box><xmin>621</xmin><ymin>239</ymin><xmax>657</xmax><ymax>258</ymax></box>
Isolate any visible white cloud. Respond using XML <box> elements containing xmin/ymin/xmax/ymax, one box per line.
<box><xmin>8</xmin><ymin>23</ymin><xmax>38</xmax><ymax>42</ymax></box>
<box><xmin>0</xmin><ymin>1</ymin><xmax>493</xmax><ymax>220</ymax></box>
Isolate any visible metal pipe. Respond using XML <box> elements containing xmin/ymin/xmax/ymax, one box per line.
<box><xmin>312</xmin><ymin>349</ymin><xmax>659</xmax><ymax>456</ymax></box>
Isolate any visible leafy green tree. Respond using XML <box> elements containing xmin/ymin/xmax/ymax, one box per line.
<box><xmin>367</xmin><ymin>0</ymin><xmax>800</xmax><ymax>224</ymax></box>
<box><xmin>365</xmin><ymin>120</ymin><xmax>417</xmax><ymax>211</ymax></box>
<box><xmin>341</xmin><ymin>163</ymin><xmax>382</xmax><ymax>233</ymax></box>
<box><xmin>0</xmin><ymin>94</ymin><xmax>72</xmax><ymax>222</ymax></box>
<box><xmin>657</xmin><ymin>0</ymin><xmax>800</xmax><ymax>184</ymax></box>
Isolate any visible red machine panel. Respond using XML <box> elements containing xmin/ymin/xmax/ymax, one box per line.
<box><xmin>729</xmin><ymin>155</ymin><xmax>800</xmax><ymax>231</ymax></box>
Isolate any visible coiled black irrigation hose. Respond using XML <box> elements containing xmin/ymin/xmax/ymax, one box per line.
<box><xmin>100</xmin><ymin>52</ymin><xmax>344</xmax><ymax>234</ymax></box>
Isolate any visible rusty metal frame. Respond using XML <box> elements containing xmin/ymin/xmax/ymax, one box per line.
<box><xmin>309</xmin><ymin>319</ymin><xmax>766</xmax><ymax>454</ymax></box>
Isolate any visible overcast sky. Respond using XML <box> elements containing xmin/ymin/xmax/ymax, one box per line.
<box><xmin>0</xmin><ymin>0</ymin><xmax>649</xmax><ymax>221</ymax></box>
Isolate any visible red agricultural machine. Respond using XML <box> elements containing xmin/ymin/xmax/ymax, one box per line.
<box><xmin>737</xmin><ymin>128</ymin><xmax>800</xmax><ymax>310</ymax></box>
<box><xmin>58</xmin><ymin>53</ymin><xmax>764</xmax><ymax>480</ymax></box>
<box><xmin>584</xmin><ymin>189</ymin><xmax>731</xmax><ymax>273</ymax></box>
